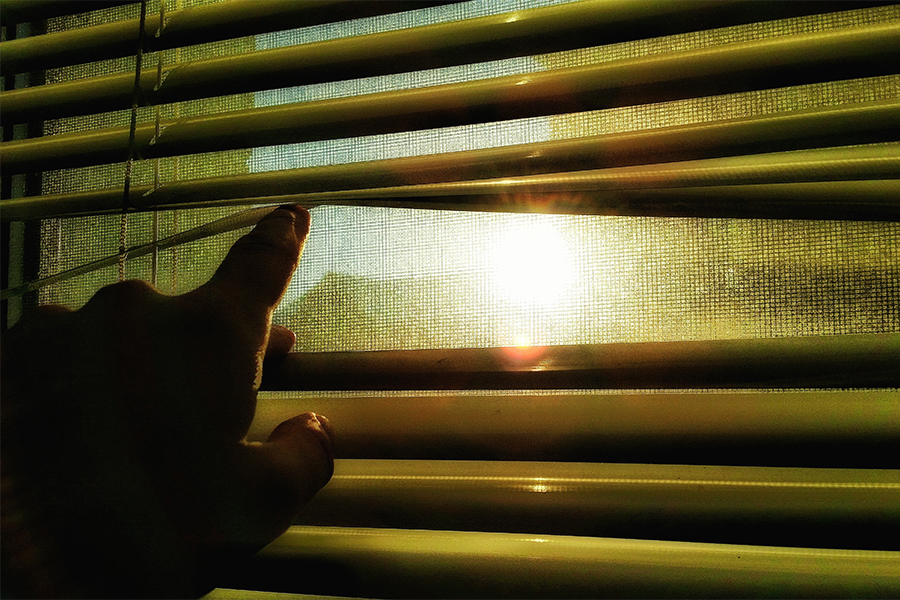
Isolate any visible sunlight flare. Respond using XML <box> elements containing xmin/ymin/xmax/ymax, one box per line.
<box><xmin>492</xmin><ymin>220</ymin><xmax>574</xmax><ymax>306</ymax></box>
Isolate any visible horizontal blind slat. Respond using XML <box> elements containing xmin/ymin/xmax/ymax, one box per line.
<box><xmin>0</xmin><ymin>0</ymin><xmax>453</xmax><ymax>76</ymax></box>
<box><xmin>296</xmin><ymin>459</ymin><xmax>900</xmax><ymax>549</ymax></box>
<box><xmin>3</xmin><ymin>22</ymin><xmax>897</xmax><ymax>175</ymax></box>
<box><xmin>3</xmin><ymin>0</ymin><xmax>890</xmax><ymax>123</ymax></box>
<box><xmin>250</xmin><ymin>390</ymin><xmax>900</xmax><ymax>467</ymax></box>
<box><xmin>6</xmin><ymin>180</ymin><xmax>899</xmax><ymax>222</ymax></box>
<box><xmin>225</xmin><ymin>526</ymin><xmax>900</xmax><ymax>598</ymax></box>
<box><xmin>265</xmin><ymin>180</ymin><xmax>900</xmax><ymax>221</ymax></box>
<box><xmin>203</xmin><ymin>591</ymin><xmax>323</xmax><ymax>600</ymax></box>
<box><xmin>260</xmin><ymin>333</ymin><xmax>900</xmax><ymax>391</ymax></box>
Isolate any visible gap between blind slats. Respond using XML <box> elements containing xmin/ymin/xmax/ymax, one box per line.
<box><xmin>2</xmin><ymin>178</ymin><xmax>897</xmax><ymax>298</ymax></box>
<box><xmin>295</xmin><ymin>459</ymin><xmax>900</xmax><ymax>549</ymax></box>
<box><xmin>3</xmin><ymin>22</ymin><xmax>898</xmax><ymax>175</ymax></box>
<box><xmin>0</xmin><ymin>0</ymin><xmax>453</xmax><ymax>76</ymax></box>
<box><xmin>220</xmin><ymin>526</ymin><xmax>900</xmax><ymax>599</ymax></box>
<box><xmin>2</xmin><ymin>0</ymin><xmax>889</xmax><ymax>123</ymax></box>
<box><xmin>259</xmin><ymin>334</ymin><xmax>900</xmax><ymax>391</ymax></box>
<box><xmin>250</xmin><ymin>389</ymin><xmax>900</xmax><ymax>467</ymax></box>
<box><xmin>2</xmin><ymin>100</ymin><xmax>899</xmax><ymax>220</ymax></box>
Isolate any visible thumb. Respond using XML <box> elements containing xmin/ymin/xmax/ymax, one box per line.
<box><xmin>267</xmin><ymin>412</ymin><xmax>335</xmax><ymax>490</ymax></box>
<box><xmin>237</xmin><ymin>413</ymin><xmax>335</xmax><ymax>533</ymax></box>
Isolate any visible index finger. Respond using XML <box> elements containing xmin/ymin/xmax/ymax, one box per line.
<box><xmin>203</xmin><ymin>205</ymin><xmax>311</xmax><ymax>317</ymax></box>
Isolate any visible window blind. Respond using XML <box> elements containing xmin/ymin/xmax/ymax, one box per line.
<box><xmin>1</xmin><ymin>1</ymin><xmax>898</xmax><ymax>598</ymax></box>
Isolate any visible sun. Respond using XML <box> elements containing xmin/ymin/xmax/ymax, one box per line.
<box><xmin>491</xmin><ymin>220</ymin><xmax>574</xmax><ymax>306</ymax></box>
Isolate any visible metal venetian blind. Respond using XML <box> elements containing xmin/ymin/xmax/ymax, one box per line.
<box><xmin>1</xmin><ymin>1</ymin><xmax>899</xmax><ymax>598</ymax></box>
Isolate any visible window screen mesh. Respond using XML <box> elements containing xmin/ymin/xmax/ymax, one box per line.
<box><xmin>33</xmin><ymin>0</ymin><xmax>900</xmax><ymax>352</ymax></box>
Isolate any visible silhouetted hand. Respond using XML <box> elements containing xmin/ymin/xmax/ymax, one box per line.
<box><xmin>1</xmin><ymin>206</ymin><xmax>333</xmax><ymax>598</ymax></box>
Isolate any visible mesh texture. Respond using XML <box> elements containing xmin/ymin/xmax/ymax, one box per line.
<box><xmin>32</xmin><ymin>0</ymin><xmax>900</xmax><ymax>353</ymax></box>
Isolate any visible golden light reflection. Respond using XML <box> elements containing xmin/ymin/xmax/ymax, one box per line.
<box><xmin>502</xmin><ymin>339</ymin><xmax>546</xmax><ymax>362</ymax></box>
<box><xmin>530</xmin><ymin>478</ymin><xmax>550</xmax><ymax>493</ymax></box>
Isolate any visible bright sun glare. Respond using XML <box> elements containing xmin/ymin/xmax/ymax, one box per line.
<box><xmin>492</xmin><ymin>221</ymin><xmax>573</xmax><ymax>306</ymax></box>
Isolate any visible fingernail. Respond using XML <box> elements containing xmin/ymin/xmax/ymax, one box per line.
<box><xmin>314</xmin><ymin>413</ymin><xmax>333</xmax><ymax>437</ymax></box>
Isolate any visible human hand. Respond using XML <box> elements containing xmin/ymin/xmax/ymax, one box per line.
<box><xmin>0</xmin><ymin>206</ymin><xmax>333</xmax><ymax>598</ymax></box>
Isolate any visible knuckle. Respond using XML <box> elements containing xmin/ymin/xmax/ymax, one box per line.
<box><xmin>84</xmin><ymin>279</ymin><xmax>160</xmax><ymax>311</ymax></box>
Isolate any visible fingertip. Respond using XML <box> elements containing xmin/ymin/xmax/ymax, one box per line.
<box><xmin>265</xmin><ymin>325</ymin><xmax>296</xmax><ymax>358</ymax></box>
<box><xmin>203</xmin><ymin>206</ymin><xmax>311</xmax><ymax>316</ymax></box>
<box><xmin>278</xmin><ymin>205</ymin><xmax>311</xmax><ymax>242</ymax></box>
<box><xmin>279</xmin><ymin>204</ymin><xmax>310</xmax><ymax>218</ymax></box>
<box><xmin>255</xmin><ymin>205</ymin><xmax>310</xmax><ymax>248</ymax></box>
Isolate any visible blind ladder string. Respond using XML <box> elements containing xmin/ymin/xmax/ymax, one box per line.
<box><xmin>151</xmin><ymin>0</ymin><xmax>167</xmax><ymax>288</ymax></box>
<box><xmin>120</xmin><ymin>0</ymin><xmax>149</xmax><ymax>281</ymax></box>
<box><xmin>170</xmin><ymin>1</ymin><xmax>181</xmax><ymax>295</ymax></box>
